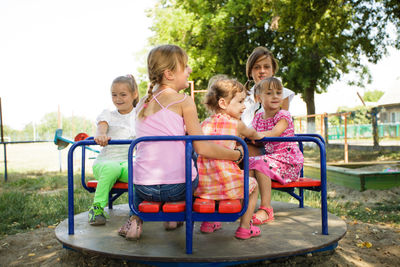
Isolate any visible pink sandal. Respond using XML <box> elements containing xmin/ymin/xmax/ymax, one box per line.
<box><xmin>235</xmin><ymin>223</ymin><xmax>261</xmax><ymax>239</ymax></box>
<box><xmin>125</xmin><ymin>215</ymin><xmax>143</xmax><ymax>241</ymax></box>
<box><xmin>200</xmin><ymin>222</ymin><xmax>222</xmax><ymax>233</ymax></box>
<box><xmin>252</xmin><ymin>206</ymin><xmax>274</xmax><ymax>225</ymax></box>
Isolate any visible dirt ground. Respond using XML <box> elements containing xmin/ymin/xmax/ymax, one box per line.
<box><xmin>1</xmin><ymin>183</ymin><xmax>399</xmax><ymax>267</ymax></box>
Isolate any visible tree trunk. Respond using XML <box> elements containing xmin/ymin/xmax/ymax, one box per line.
<box><xmin>371</xmin><ymin>107</ymin><xmax>379</xmax><ymax>148</ymax></box>
<box><xmin>304</xmin><ymin>86</ymin><xmax>316</xmax><ymax>133</ymax></box>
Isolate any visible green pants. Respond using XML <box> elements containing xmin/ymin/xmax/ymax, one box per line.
<box><xmin>92</xmin><ymin>161</ymin><xmax>129</xmax><ymax>208</ymax></box>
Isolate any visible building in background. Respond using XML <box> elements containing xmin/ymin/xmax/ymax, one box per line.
<box><xmin>377</xmin><ymin>87</ymin><xmax>400</xmax><ymax>124</ymax></box>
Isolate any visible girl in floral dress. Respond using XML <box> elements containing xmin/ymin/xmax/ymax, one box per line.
<box><xmin>249</xmin><ymin>77</ymin><xmax>304</xmax><ymax>225</ymax></box>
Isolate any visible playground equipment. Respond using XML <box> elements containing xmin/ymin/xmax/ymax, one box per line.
<box><xmin>53</xmin><ymin>129</ymin><xmax>99</xmax><ymax>153</ymax></box>
<box><xmin>55</xmin><ymin>134</ymin><xmax>346</xmax><ymax>266</ymax></box>
<box><xmin>305</xmin><ymin>161</ymin><xmax>400</xmax><ymax>191</ymax></box>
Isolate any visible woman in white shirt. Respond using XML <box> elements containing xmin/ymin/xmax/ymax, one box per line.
<box><xmin>242</xmin><ymin>46</ymin><xmax>294</xmax><ymax>127</ymax></box>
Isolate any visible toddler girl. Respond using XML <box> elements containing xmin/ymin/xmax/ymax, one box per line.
<box><xmin>119</xmin><ymin>45</ymin><xmax>242</xmax><ymax>240</ymax></box>
<box><xmin>249</xmin><ymin>77</ymin><xmax>304</xmax><ymax>225</ymax></box>
<box><xmin>88</xmin><ymin>74</ymin><xmax>139</xmax><ymax>225</ymax></box>
<box><xmin>195</xmin><ymin>76</ymin><xmax>266</xmax><ymax>239</ymax></box>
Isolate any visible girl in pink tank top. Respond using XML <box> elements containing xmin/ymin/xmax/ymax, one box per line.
<box><xmin>119</xmin><ymin>45</ymin><xmax>243</xmax><ymax>241</ymax></box>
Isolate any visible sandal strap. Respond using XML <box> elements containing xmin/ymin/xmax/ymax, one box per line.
<box><xmin>258</xmin><ymin>206</ymin><xmax>273</xmax><ymax>216</ymax></box>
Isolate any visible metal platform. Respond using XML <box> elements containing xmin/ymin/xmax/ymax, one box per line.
<box><xmin>55</xmin><ymin>201</ymin><xmax>346</xmax><ymax>266</ymax></box>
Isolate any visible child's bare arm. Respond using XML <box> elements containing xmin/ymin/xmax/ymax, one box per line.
<box><xmin>182</xmin><ymin>97</ymin><xmax>241</xmax><ymax>161</ymax></box>
<box><xmin>237</xmin><ymin>120</ymin><xmax>264</xmax><ymax>141</ymax></box>
<box><xmin>261</xmin><ymin>119</ymin><xmax>289</xmax><ymax>137</ymax></box>
<box><xmin>94</xmin><ymin>121</ymin><xmax>111</xmax><ymax>147</ymax></box>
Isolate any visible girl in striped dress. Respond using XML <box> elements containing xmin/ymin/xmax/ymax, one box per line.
<box><xmin>195</xmin><ymin>76</ymin><xmax>267</xmax><ymax>239</ymax></box>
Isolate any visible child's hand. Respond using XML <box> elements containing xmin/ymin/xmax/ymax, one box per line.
<box><xmin>261</xmin><ymin>131</ymin><xmax>273</xmax><ymax>138</ymax></box>
<box><xmin>94</xmin><ymin>134</ymin><xmax>111</xmax><ymax>147</ymax></box>
<box><xmin>247</xmin><ymin>132</ymin><xmax>264</xmax><ymax>144</ymax></box>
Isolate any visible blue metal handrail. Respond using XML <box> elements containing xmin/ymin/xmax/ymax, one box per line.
<box><xmin>256</xmin><ymin>135</ymin><xmax>328</xmax><ymax>235</ymax></box>
<box><xmin>67</xmin><ymin>139</ymin><xmax>132</xmax><ymax>235</ymax></box>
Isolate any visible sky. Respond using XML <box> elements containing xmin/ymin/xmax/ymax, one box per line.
<box><xmin>0</xmin><ymin>0</ymin><xmax>155</xmax><ymax>130</ymax></box>
<box><xmin>1</xmin><ymin>0</ymin><xmax>399</xmax><ymax>130</ymax></box>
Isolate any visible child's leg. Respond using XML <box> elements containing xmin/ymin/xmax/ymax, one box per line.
<box><xmin>92</xmin><ymin>161</ymin><xmax>123</xmax><ymax>208</ymax></box>
<box><xmin>248</xmin><ymin>143</ymin><xmax>265</xmax><ymax>157</ymax></box>
<box><xmin>118</xmin><ymin>161</ymin><xmax>129</xmax><ymax>183</ymax></box>
<box><xmin>239</xmin><ymin>183</ymin><xmax>258</xmax><ymax>229</ymax></box>
<box><xmin>253</xmin><ymin>170</ymin><xmax>273</xmax><ymax>222</ymax></box>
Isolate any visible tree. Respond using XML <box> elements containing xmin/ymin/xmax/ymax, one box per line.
<box><xmin>148</xmin><ymin>0</ymin><xmax>398</xmax><ymax>121</ymax></box>
<box><xmin>381</xmin><ymin>0</ymin><xmax>400</xmax><ymax>48</ymax></box>
<box><xmin>363</xmin><ymin>90</ymin><xmax>384</xmax><ymax>102</ymax></box>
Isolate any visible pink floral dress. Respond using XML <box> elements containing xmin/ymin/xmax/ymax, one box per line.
<box><xmin>195</xmin><ymin>113</ymin><xmax>258</xmax><ymax>200</ymax></box>
<box><xmin>249</xmin><ymin>110</ymin><xmax>304</xmax><ymax>184</ymax></box>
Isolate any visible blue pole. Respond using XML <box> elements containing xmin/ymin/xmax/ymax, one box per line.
<box><xmin>67</xmin><ymin>143</ymin><xmax>76</xmax><ymax>235</ymax></box>
<box><xmin>185</xmin><ymin>141</ymin><xmax>193</xmax><ymax>254</ymax></box>
<box><xmin>318</xmin><ymin>138</ymin><xmax>328</xmax><ymax>235</ymax></box>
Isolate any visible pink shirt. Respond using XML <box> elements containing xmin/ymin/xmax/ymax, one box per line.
<box><xmin>133</xmin><ymin>90</ymin><xmax>197</xmax><ymax>185</ymax></box>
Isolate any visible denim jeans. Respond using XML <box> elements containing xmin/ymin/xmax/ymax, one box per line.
<box><xmin>133</xmin><ymin>175</ymin><xmax>199</xmax><ymax>211</ymax></box>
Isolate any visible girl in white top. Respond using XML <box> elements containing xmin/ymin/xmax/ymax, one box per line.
<box><xmin>88</xmin><ymin>75</ymin><xmax>139</xmax><ymax>226</ymax></box>
<box><xmin>242</xmin><ymin>46</ymin><xmax>295</xmax><ymax>127</ymax></box>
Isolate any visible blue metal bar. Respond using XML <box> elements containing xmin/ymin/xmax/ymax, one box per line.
<box><xmin>295</xmin><ymin>133</ymin><xmax>325</xmax><ymax>145</ymax></box>
<box><xmin>128</xmin><ymin>135</ymin><xmax>249</xmax><ymax>218</ymax></box>
<box><xmin>67</xmin><ymin>143</ymin><xmax>75</xmax><ymax>235</ymax></box>
<box><xmin>127</xmin><ymin>135</ymin><xmax>249</xmax><ymax>254</ymax></box>
<box><xmin>299</xmin><ymin>188</ymin><xmax>304</xmax><ymax>208</ymax></box>
<box><xmin>298</xmin><ymin>141</ymin><xmax>304</xmax><ymax>178</ymax></box>
<box><xmin>257</xmin><ymin>134</ymin><xmax>328</xmax><ymax>235</ymax></box>
<box><xmin>185</xmin><ymin>140</ymin><xmax>193</xmax><ymax>254</ymax></box>
<box><xmin>67</xmin><ymin>139</ymin><xmax>132</xmax><ymax>235</ymax></box>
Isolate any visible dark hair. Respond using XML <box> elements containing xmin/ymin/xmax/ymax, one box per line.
<box><xmin>244</xmin><ymin>47</ymin><xmax>279</xmax><ymax>91</ymax></box>
<box><xmin>204</xmin><ymin>75</ymin><xmax>245</xmax><ymax>113</ymax></box>
<box><xmin>111</xmin><ymin>74</ymin><xmax>139</xmax><ymax>107</ymax></box>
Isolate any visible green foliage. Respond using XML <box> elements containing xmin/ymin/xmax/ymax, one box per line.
<box><xmin>382</xmin><ymin>0</ymin><xmax>400</xmax><ymax>49</ymax></box>
<box><xmin>149</xmin><ymin>0</ymin><xmax>398</xmax><ymax>116</ymax></box>
<box><xmin>328</xmin><ymin>106</ymin><xmax>372</xmax><ymax>126</ymax></box>
<box><xmin>363</xmin><ymin>90</ymin><xmax>384</xmax><ymax>102</ymax></box>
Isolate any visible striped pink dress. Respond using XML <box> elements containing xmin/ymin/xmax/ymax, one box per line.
<box><xmin>194</xmin><ymin>113</ymin><xmax>257</xmax><ymax>200</ymax></box>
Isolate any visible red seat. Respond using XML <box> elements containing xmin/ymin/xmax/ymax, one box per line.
<box><xmin>139</xmin><ymin>201</ymin><xmax>162</xmax><ymax>212</ymax></box>
<box><xmin>218</xmin><ymin>199</ymin><xmax>242</xmax><ymax>213</ymax></box>
<box><xmin>193</xmin><ymin>198</ymin><xmax>215</xmax><ymax>213</ymax></box>
<box><xmin>87</xmin><ymin>180</ymin><xmax>128</xmax><ymax>190</ymax></box>
<box><xmin>271</xmin><ymin>177</ymin><xmax>320</xmax><ymax>189</ymax></box>
<box><xmin>163</xmin><ymin>201</ymin><xmax>186</xmax><ymax>212</ymax></box>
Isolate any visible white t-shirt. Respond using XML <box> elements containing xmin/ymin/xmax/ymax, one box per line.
<box><xmin>241</xmin><ymin>86</ymin><xmax>295</xmax><ymax>127</ymax></box>
<box><xmin>93</xmin><ymin>108</ymin><xmax>136</xmax><ymax>164</ymax></box>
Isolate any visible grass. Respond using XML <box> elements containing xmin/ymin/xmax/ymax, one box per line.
<box><xmin>0</xmin><ymin>171</ymin><xmax>128</xmax><ymax>237</ymax></box>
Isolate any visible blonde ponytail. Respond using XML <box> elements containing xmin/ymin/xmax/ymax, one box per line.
<box><xmin>138</xmin><ymin>81</ymin><xmax>156</xmax><ymax>119</ymax></box>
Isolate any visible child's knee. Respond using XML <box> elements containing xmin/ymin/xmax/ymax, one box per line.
<box><xmin>93</xmin><ymin>161</ymin><xmax>122</xmax><ymax>179</ymax></box>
